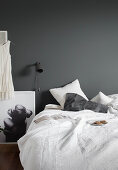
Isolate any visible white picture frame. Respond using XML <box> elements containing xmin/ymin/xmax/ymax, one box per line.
<box><xmin>0</xmin><ymin>91</ymin><xmax>35</xmax><ymax>143</ymax></box>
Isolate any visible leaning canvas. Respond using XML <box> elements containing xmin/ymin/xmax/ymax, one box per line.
<box><xmin>0</xmin><ymin>91</ymin><xmax>35</xmax><ymax>143</ymax></box>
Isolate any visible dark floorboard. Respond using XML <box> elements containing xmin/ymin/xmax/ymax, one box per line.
<box><xmin>0</xmin><ymin>144</ymin><xmax>23</xmax><ymax>170</ymax></box>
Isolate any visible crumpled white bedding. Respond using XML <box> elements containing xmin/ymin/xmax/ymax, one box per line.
<box><xmin>18</xmin><ymin>109</ymin><xmax>118</xmax><ymax>170</ymax></box>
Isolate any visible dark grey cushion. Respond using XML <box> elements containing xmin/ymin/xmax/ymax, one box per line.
<box><xmin>84</xmin><ymin>101</ymin><xmax>108</xmax><ymax>113</ymax></box>
<box><xmin>64</xmin><ymin>93</ymin><xmax>87</xmax><ymax>111</ymax></box>
<box><xmin>64</xmin><ymin>93</ymin><xmax>108</xmax><ymax>113</ymax></box>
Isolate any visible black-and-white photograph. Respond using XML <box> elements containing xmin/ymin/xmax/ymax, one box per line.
<box><xmin>0</xmin><ymin>91</ymin><xmax>35</xmax><ymax>143</ymax></box>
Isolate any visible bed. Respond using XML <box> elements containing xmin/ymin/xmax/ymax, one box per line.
<box><xmin>18</xmin><ymin>79</ymin><xmax>118</xmax><ymax>170</ymax></box>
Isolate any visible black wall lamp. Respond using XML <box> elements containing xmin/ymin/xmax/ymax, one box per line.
<box><xmin>21</xmin><ymin>62</ymin><xmax>43</xmax><ymax>91</ymax></box>
<box><xmin>35</xmin><ymin>62</ymin><xmax>43</xmax><ymax>73</ymax></box>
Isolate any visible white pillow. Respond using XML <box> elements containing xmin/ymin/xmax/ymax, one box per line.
<box><xmin>108</xmin><ymin>94</ymin><xmax>118</xmax><ymax>110</ymax></box>
<box><xmin>49</xmin><ymin>79</ymin><xmax>88</xmax><ymax>108</ymax></box>
<box><xmin>91</xmin><ymin>91</ymin><xmax>113</xmax><ymax>105</ymax></box>
<box><xmin>107</xmin><ymin>106</ymin><xmax>118</xmax><ymax>114</ymax></box>
<box><xmin>108</xmin><ymin>94</ymin><xmax>118</xmax><ymax>100</ymax></box>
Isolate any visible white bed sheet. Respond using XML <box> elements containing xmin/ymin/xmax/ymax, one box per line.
<box><xmin>18</xmin><ymin>109</ymin><xmax>118</xmax><ymax>170</ymax></box>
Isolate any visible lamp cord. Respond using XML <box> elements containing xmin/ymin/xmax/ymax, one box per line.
<box><xmin>34</xmin><ymin>71</ymin><xmax>39</xmax><ymax>91</ymax></box>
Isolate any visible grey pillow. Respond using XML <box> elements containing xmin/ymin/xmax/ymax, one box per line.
<box><xmin>84</xmin><ymin>101</ymin><xmax>108</xmax><ymax>113</ymax></box>
<box><xmin>64</xmin><ymin>93</ymin><xmax>87</xmax><ymax>111</ymax></box>
<box><xmin>64</xmin><ymin>93</ymin><xmax>108</xmax><ymax>113</ymax></box>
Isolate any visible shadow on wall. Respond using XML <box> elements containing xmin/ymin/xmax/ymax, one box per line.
<box><xmin>18</xmin><ymin>65</ymin><xmax>32</xmax><ymax>77</ymax></box>
<box><xmin>36</xmin><ymin>90</ymin><xmax>58</xmax><ymax>114</ymax></box>
<box><xmin>35</xmin><ymin>80</ymin><xmax>76</xmax><ymax>113</ymax></box>
<box><xmin>14</xmin><ymin>64</ymin><xmax>58</xmax><ymax>113</ymax></box>
<box><xmin>16</xmin><ymin>64</ymin><xmax>35</xmax><ymax>77</ymax></box>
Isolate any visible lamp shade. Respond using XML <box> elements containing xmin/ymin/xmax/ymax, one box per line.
<box><xmin>36</xmin><ymin>62</ymin><xmax>43</xmax><ymax>73</ymax></box>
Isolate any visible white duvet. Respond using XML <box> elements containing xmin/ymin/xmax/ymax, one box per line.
<box><xmin>18</xmin><ymin>109</ymin><xmax>118</xmax><ymax>170</ymax></box>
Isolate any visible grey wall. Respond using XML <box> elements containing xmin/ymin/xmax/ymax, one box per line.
<box><xmin>1</xmin><ymin>0</ymin><xmax>118</xmax><ymax>113</ymax></box>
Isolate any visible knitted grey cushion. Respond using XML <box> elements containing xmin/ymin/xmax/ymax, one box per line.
<box><xmin>64</xmin><ymin>93</ymin><xmax>108</xmax><ymax>113</ymax></box>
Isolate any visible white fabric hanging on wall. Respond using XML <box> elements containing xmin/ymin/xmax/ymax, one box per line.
<box><xmin>0</xmin><ymin>41</ymin><xmax>14</xmax><ymax>100</ymax></box>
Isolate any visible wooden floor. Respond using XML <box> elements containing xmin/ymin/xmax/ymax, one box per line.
<box><xmin>0</xmin><ymin>144</ymin><xmax>23</xmax><ymax>170</ymax></box>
